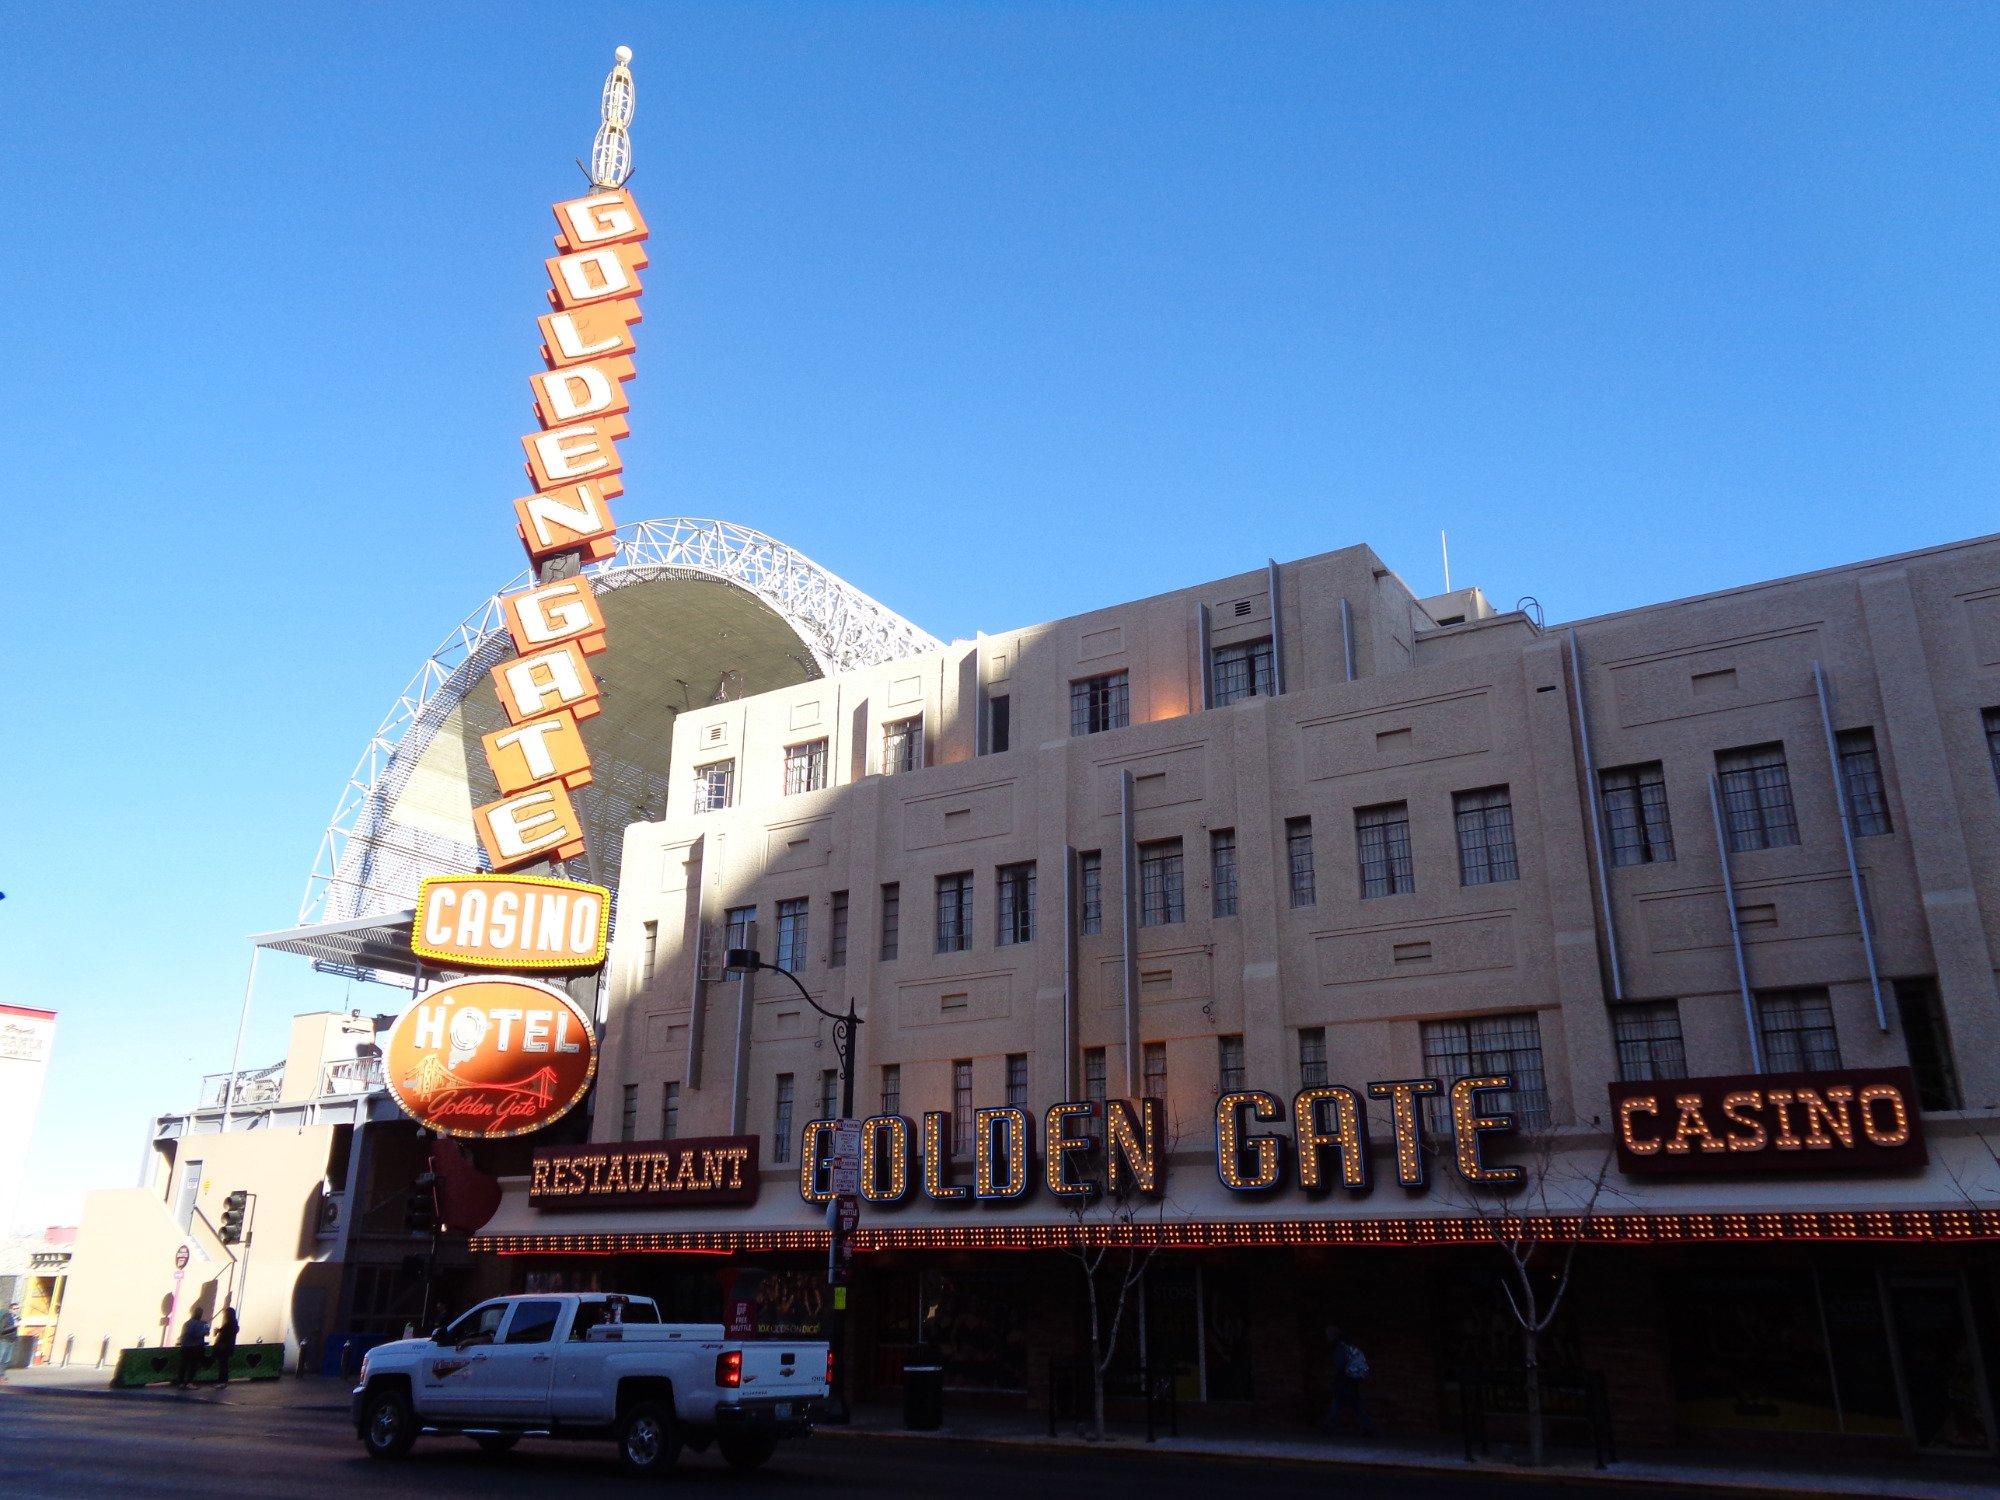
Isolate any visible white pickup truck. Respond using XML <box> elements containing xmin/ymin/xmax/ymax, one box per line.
<box><xmin>351</xmin><ymin>1292</ymin><xmax>828</xmax><ymax>1474</ymax></box>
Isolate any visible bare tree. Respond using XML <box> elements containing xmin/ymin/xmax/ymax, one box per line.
<box><xmin>1432</xmin><ymin>1125</ymin><xmax>1621</xmax><ymax>1467</ymax></box>
<box><xmin>1061</xmin><ymin>1189</ymin><xmax>1164</xmax><ymax>1441</ymax></box>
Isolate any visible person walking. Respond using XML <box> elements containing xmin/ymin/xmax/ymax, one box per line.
<box><xmin>1322</xmin><ymin>1324</ymin><xmax>1377</xmax><ymax>1438</ymax></box>
<box><xmin>211</xmin><ymin>1306</ymin><xmax>239</xmax><ymax>1386</ymax></box>
<box><xmin>175</xmin><ymin>1307</ymin><xmax>211</xmax><ymax>1389</ymax></box>
<box><xmin>0</xmin><ymin>1303</ymin><xmax>20</xmax><ymax>1381</ymax></box>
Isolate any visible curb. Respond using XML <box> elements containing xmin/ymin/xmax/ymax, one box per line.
<box><xmin>810</xmin><ymin>1423</ymin><xmax>1957</xmax><ymax>1500</ymax></box>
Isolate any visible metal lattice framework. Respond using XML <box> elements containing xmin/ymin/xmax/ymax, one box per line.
<box><xmin>301</xmin><ymin>518</ymin><xmax>939</xmax><ymax>927</ymax></box>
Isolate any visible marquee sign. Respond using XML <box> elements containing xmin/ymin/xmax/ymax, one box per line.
<box><xmin>1609</xmin><ymin>1067</ymin><xmax>1926</xmax><ymax>1176</ymax></box>
<box><xmin>530</xmin><ymin>1135</ymin><xmax>762</xmax><ymax>1210</ymax></box>
<box><xmin>468</xmin><ymin>50</ymin><xmax>648</xmax><ymax>876</ymax></box>
<box><xmin>411</xmin><ymin>874</ymin><xmax>612</xmax><ymax>971</ymax></box>
<box><xmin>793</xmin><ymin>1075</ymin><xmax>1527</xmax><ymax>1208</ymax></box>
<box><xmin>384</xmin><ymin>976</ymin><xmax>597</xmax><ymax>1139</ymax></box>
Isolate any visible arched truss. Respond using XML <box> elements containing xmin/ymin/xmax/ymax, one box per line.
<box><xmin>301</xmin><ymin>518</ymin><xmax>940</xmax><ymax>927</ymax></box>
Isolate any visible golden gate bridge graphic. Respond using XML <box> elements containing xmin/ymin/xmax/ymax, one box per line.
<box><xmin>404</xmin><ymin>1053</ymin><xmax>559</xmax><ymax>1108</ymax></box>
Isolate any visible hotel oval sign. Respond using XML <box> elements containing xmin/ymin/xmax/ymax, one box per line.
<box><xmin>412</xmin><ymin>873</ymin><xmax>611</xmax><ymax>971</ymax></box>
<box><xmin>385</xmin><ymin>975</ymin><xmax>597</xmax><ymax>1139</ymax></box>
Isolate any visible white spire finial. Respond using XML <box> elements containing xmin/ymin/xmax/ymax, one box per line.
<box><xmin>591</xmin><ymin>47</ymin><xmax>636</xmax><ymax>189</ymax></box>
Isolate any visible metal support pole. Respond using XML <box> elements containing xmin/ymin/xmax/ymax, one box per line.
<box><xmin>1813</xmin><ymin>662</ymin><xmax>1889</xmax><ymax>1031</ymax></box>
<box><xmin>1339</xmin><ymin>597</ymin><xmax>1356</xmax><ymax>683</ymax></box>
<box><xmin>1566</xmin><ymin>630</ymin><xmax>1624</xmax><ymax>1001</ymax></box>
<box><xmin>1062</xmin><ymin>845</ymin><xmax>1079</xmax><ymax>1098</ymax></box>
<box><xmin>220</xmin><ymin>946</ymin><xmax>263</xmax><ymax>1132</ymax></box>
<box><xmin>1709</xmin><ymin>773</ymin><xmax>1764</xmax><ymax>1072</ymax></box>
<box><xmin>1118</xmin><ymin>770</ymin><xmax>1141</xmax><ymax>1098</ymax></box>
<box><xmin>1266</xmin><ymin>559</ymin><xmax>1287</xmax><ymax>695</ymax></box>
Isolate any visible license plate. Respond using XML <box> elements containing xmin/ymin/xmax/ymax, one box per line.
<box><xmin>775</xmin><ymin>1403</ymin><xmax>792</xmax><ymax>1419</ymax></box>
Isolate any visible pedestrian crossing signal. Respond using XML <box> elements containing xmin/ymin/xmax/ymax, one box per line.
<box><xmin>219</xmin><ymin>1190</ymin><xmax>249</xmax><ymax>1245</ymax></box>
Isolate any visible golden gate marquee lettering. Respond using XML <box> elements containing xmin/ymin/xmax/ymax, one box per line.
<box><xmin>470</xmin><ymin>186</ymin><xmax>649</xmax><ymax>873</ymax></box>
<box><xmin>798</xmin><ymin>1079</ymin><xmax>1522</xmax><ymax>1207</ymax></box>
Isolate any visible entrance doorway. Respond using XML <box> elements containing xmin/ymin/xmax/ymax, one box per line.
<box><xmin>1883</xmin><ymin>1275</ymin><xmax>1994</xmax><ymax>1454</ymax></box>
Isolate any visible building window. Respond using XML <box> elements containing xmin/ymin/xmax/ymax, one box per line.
<box><xmin>1600</xmin><ymin>762</ymin><xmax>1675</xmax><ymax>867</ymax></box>
<box><xmin>987</xmin><ymin>694</ymin><xmax>1011</xmax><ymax>754</ymax></box>
<box><xmin>880</xmin><ymin>883</ymin><xmax>900</xmax><ymax>961</ymax></box>
<box><xmin>1611</xmin><ymin>1001</ymin><xmax>1688</xmax><ymax>1082</ymax></box>
<box><xmin>1298</xmin><ymin>1027</ymin><xmax>1328</xmax><ymax>1088</ymax></box>
<box><xmin>936</xmin><ymin>873</ymin><xmax>973</xmax><ymax>953</ymax></box>
<box><xmin>1836</xmin><ymin>729</ymin><xmax>1891</xmax><ymax>836</ymax></box>
<box><xmin>1356</xmin><ymin>802</ymin><xmax>1415</xmax><ymax>897</ymax></box>
<box><xmin>1211</xmin><ymin>638</ymin><xmax>1274</xmax><ymax>706</ymax></box>
<box><xmin>694</xmin><ymin>759</ymin><xmax>734</xmax><ymax>813</ymax></box>
<box><xmin>1143</xmin><ymin>1042</ymin><xmax>1167</xmax><ymax>1101</ymax></box>
<box><xmin>996</xmin><ymin>862</ymin><xmax>1036</xmax><ymax>945</ymax></box>
<box><xmin>724</xmin><ymin>904</ymin><xmax>755</xmax><ymax>957</ymax></box>
<box><xmin>1893</xmin><ymin>978</ymin><xmax>1960</xmax><ymax>1110</ymax></box>
<box><xmin>1210</xmin><ymin>829</ymin><xmax>1238</xmax><ymax>917</ymax></box>
<box><xmin>783</xmin><ymin>738</ymin><xmax>829</xmax><ymax>795</ymax></box>
<box><xmin>880</xmin><ymin>1063</ymin><xmax>902</xmax><ymax>1117</ymax></box>
<box><xmin>1986</xmin><ymin>708</ymin><xmax>2000</xmax><ymax>794</ymax></box>
<box><xmin>661</xmin><ymin>1082</ymin><xmax>680</xmax><ymax>1140</ymax></box>
<box><xmin>1716</xmin><ymin>743</ymin><xmax>1800</xmax><ymax>852</ymax></box>
<box><xmin>1006</xmin><ymin>1053</ymin><xmax>1029</xmax><ymax>1109</ymax></box>
<box><xmin>1454</xmin><ymin>786</ymin><xmax>1519</xmax><ymax>886</ymax></box>
<box><xmin>1083</xmin><ymin>1047</ymin><xmax>1107</xmax><ymax>1105</ymax></box>
<box><xmin>1420</xmin><ymin>1012</ymin><xmax>1550</xmax><ymax>1130</ymax></box>
<box><xmin>775</xmin><ymin>897</ymin><xmax>809</xmax><ymax>972</ymax></box>
<box><xmin>1071</xmin><ymin>671</ymin><xmax>1130</xmax><ymax>736</ymax></box>
<box><xmin>952</xmin><ymin>1060</ymin><xmax>974</xmax><ymax>1156</ymax></box>
<box><xmin>1138</xmin><ymin>839</ymin><xmax>1185</xmax><ymax>927</ymax></box>
<box><xmin>1218</xmin><ymin>1035</ymin><xmax>1245</xmax><ymax>1094</ymax></box>
<box><xmin>821</xmin><ymin>1068</ymin><xmax>840</xmax><ymax>1119</ymax></box>
<box><xmin>620</xmin><ymin>1084</ymin><xmax>638</xmax><ymax>1141</ymax></box>
<box><xmin>882</xmin><ymin>716</ymin><xmax>924</xmax><ymax>775</ymax></box>
<box><xmin>1285</xmin><ymin>817</ymin><xmax>1316</xmax><ymax>907</ymax></box>
<box><xmin>829</xmin><ymin>890</ymin><xmax>849</xmax><ymax>968</ymax></box>
<box><xmin>641</xmin><ymin>920</ymin><xmax>658</xmax><ymax>984</ymax></box>
<box><xmin>773</xmin><ymin>1075</ymin><xmax>794</xmax><ymax>1163</ymax></box>
<box><xmin>1756</xmin><ymin>988</ymin><xmax>1841</xmax><ymax>1073</ymax></box>
<box><xmin>1078</xmin><ymin>851</ymin><xmax>1102</xmax><ymax>935</ymax></box>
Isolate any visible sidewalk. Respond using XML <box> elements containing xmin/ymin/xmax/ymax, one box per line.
<box><xmin>0</xmin><ymin>1364</ymin><xmax>351</xmax><ymax>1412</ymax></box>
<box><xmin>820</xmin><ymin>1400</ymin><xmax>1999</xmax><ymax>1500</ymax></box>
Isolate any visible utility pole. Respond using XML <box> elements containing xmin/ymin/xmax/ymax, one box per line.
<box><xmin>723</xmin><ymin>948</ymin><xmax>860</xmax><ymax>1423</ymax></box>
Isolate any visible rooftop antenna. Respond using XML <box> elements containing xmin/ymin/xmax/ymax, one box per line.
<box><xmin>1440</xmin><ymin>529</ymin><xmax>1452</xmax><ymax>593</ymax></box>
<box><xmin>590</xmin><ymin>46</ymin><xmax>636</xmax><ymax>188</ymax></box>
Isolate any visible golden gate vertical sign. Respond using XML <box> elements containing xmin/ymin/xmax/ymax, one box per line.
<box><xmin>469</xmin><ymin>50</ymin><xmax>648</xmax><ymax>874</ymax></box>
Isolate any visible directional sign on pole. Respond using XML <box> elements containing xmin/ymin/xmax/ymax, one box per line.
<box><xmin>827</xmin><ymin>1117</ymin><xmax>863</xmax><ymax>1197</ymax></box>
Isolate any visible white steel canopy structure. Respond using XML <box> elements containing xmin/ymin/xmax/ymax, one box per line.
<box><xmin>298</xmin><ymin>518</ymin><xmax>938</xmax><ymax>940</ymax></box>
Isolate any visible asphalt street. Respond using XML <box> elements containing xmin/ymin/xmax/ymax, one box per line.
<box><xmin>0</xmin><ymin>1383</ymin><xmax>1585</xmax><ymax>1499</ymax></box>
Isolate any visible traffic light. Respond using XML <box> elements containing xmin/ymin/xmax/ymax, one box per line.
<box><xmin>405</xmin><ymin>1172</ymin><xmax>438</xmax><ymax>1236</ymax></box>
<box><xmin>219</xmin><ymin>1190</ymin><xmax>249</xmax><ymax>1245</ymax></box>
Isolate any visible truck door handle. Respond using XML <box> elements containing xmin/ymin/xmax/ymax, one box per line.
<box><xmin>531</xmin><ymin>1354</ymin><xmax>551</xmax><ymax>1363</ymax></box>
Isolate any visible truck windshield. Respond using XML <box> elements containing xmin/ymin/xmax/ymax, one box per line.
<box><xmin>441</xmin><ymin>1303</ymin><xmax>506</xmax><ymax>1347</ymax></box>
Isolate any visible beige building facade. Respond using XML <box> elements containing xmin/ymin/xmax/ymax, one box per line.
<box><xmin>474</xmin><ymin>533</ymin><xmax>2000</xmax><ymax>1457</ymax></box>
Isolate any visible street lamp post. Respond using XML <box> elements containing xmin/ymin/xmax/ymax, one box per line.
<box><xmin>722</xmin><ymin>947</ymin><xmax>859</xmax><ymax>1423</ymax></box>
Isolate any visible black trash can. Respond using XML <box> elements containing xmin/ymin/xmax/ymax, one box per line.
<box><xmin>902</xmin><ymin>1351</ymin><xmax>944</xmax><ymax>1431</ymax></box>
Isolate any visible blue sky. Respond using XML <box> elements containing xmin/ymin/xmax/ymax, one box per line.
<box><xmin>5</xmin><ymin>3</ymin><xmax>1997</xmax><ymax>1228</ymax></box>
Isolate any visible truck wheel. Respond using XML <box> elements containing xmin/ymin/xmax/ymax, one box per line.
<box><xmin>360</xmin><ymin>1387</ymin><xmax>418</xmax><ymax>1460</ymax></box>
<box><xmin>472</xmin><ymin>1433</ymin><xmax>520</xmax><ymax>1453</ymax></box>
<box><xmin>717</xmin><ymin>1430</ymin><xmax>779</xmax><ymax>1471</ymax></box>
<box><xmin>617</xmin><ymin>1399</ymin><xmax>680</xmax><ymax>1475</ymax></box>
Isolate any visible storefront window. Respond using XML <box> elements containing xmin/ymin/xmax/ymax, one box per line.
<box><xmin>920</xmin><ymin>1268</ymin><xmax>1029</xmax><ymax>1391</ymax></box>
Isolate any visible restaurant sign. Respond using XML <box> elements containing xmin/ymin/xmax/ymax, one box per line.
<box><xmin>1609</xmin><ymin>1067</ymin><xmax>1926</xmax><ymax>1176</ymax></box>
<box><xmin>531</xmin><ymin>1135</ymin><xmax>761</xmax><ymax>1210</ymax></box>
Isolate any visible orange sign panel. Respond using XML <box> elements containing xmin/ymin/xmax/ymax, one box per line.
<box><xmin>515</xmin><ymin>480</ymin><xmax>622</xmax><ymax>564</ymax></box>
<box><xmin>538</xmin><ymin>302</ymin><xmax>643</xmax><ymax>370</ymax></box>
<box><xmin>473</xmin><ymin>782</ymin><xmax>588</xmax><ymax>869</ymax></box>
<box><xmin>384</xmin><ymin>975</ymin><xmax>597</xmax><ymax>1139</ymax></box>
<box><xmin>411</xmin><ymin>874</ymin><xmax>612</xmax><ymax>970</ymax></box>
<box><xmin>483</xmin><ymin>710</ymin><xmax>594</xmax><ymax>795</ymax></box>
<box><xmin>522</xmin><ymin>415</ymin><xmax>629</xmax><ymax>490</ymax></box>
<box><xmin>490</xmin><ymin>640</ymin><xmax>602</xmax><ymax>725</ymax></box>
<box><xmin>502</xmin><ymin>578</ymin><xmax>608</xmax><ymax>658</ymax></box>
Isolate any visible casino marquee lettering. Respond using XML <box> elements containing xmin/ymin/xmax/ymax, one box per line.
<box><xmin>797</xmin><ymin>1075</ymin><xmax>1528</xmax><ymax>1207</ymax></box>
